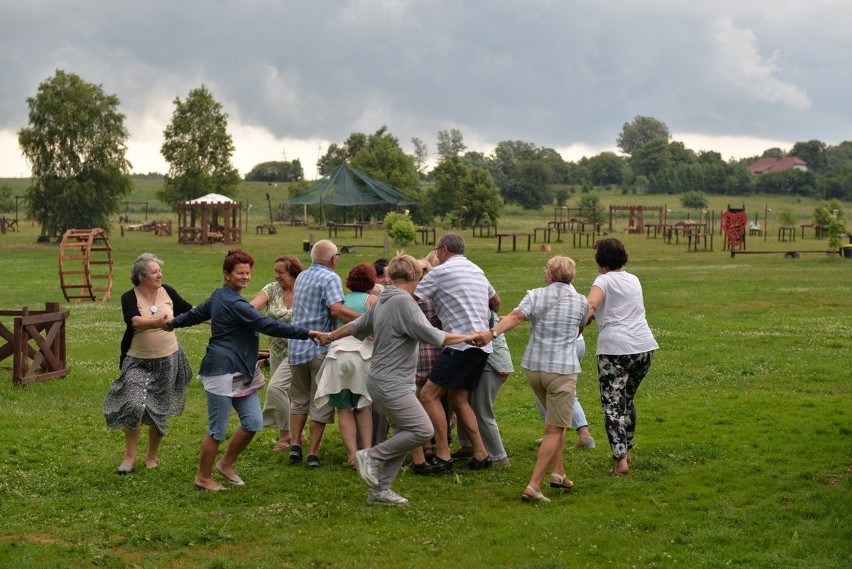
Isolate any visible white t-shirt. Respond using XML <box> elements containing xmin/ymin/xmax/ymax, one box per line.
<box><xmin>592</xmin><ymin>271</ymin><xmax>659</xmax><ymax>355</ymax></box>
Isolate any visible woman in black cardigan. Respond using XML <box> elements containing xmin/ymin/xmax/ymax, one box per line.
<box><xmin>103</xmin><ymin>253</ymin><xmax>193</xmax><ymax>474</ymax></box>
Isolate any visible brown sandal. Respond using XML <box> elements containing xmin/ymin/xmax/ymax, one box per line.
<box><xmin>272</xmin><ymin>440</ymin><xmax>291</xmax><ymax>452</ymax></box>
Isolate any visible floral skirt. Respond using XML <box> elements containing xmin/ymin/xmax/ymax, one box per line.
<box><xmin>103</xmin><ymin>348</ymin><xmax>192</xmax><ymax>435</ymax></box>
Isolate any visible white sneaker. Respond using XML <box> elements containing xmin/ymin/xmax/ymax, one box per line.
<box><xmin>355</xmin><ymin>449</ymin><xmax>380</xmax><ymax>488</ymax></box>
<box><xmin>367</xmin><ymin>488</ymin><xmax>409</xmax><ymax>506</ymax></box>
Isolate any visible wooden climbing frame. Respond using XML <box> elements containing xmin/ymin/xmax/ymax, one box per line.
<box><xmin>58</xmin><ymin>228</ymin><xmax>114</xmax><ymax>302</ymax></box>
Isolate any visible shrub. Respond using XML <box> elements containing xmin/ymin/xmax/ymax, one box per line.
<box><xmin>383</xmin><ymin>211</ymin><xmax>416</xmax><ymax>247</ymax></box>
<box><xmin>680</xmin><ymin>190</ymin><xmax>708</xmax><ymax>209</ymax></box>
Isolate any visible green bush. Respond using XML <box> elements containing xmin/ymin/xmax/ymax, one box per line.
<box><xmin>680</xmin><ymin>190</ymin><xmax>708</xmax><ymax>209</ymax></box>
<box><xmin>383</xmin><ymin>211</ymin><xmax>416</xmax><ymax>247</ymax></box>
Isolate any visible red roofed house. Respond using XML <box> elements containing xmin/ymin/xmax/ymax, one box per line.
<box><xmin>746</xmin><ymin>156</ymin><xmax>809</xmax><ymax>174</ymax></box>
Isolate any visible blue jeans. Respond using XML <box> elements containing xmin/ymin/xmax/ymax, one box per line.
<box><xmin>206</xmin><ymin>390</ymin><xmax>263</xmax><ymax>441</ymax></box>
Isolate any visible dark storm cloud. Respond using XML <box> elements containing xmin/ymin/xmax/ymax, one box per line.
<box><xmin>1</xmin><ymin>0</ymin><xmax>849</xmax><ymax>175</ymax></box>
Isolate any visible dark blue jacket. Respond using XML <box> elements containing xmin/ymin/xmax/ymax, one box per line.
<box><xmin>171</xmin><ymin>285</ymin><xmax>310</xmax><ymax>378</ymax></box>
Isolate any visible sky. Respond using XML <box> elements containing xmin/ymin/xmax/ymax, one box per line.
<box><xmin>1</xmin><ymin>0</ymin><xmax>850</xmax><ymax>180</ymax></box>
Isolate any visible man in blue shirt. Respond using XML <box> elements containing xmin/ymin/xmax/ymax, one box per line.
<box><xmin>288</xmin><ymin>239</ymin><xmax>361</xmax><ymax>467</ymax></box>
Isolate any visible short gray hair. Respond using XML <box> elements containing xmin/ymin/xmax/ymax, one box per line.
<box><xmin>437</xmin><ymin>232</ymin><xmax>465</xmax><ymax>255</ymax></box>
<box><xmin>130</xmin><ymin>253</ymin><xmax>163</xmax><ymax>286</ymax></box>
<box><xmin>311</xmin><ymin>239</ymin><xmax>337</xmax><ymax>263</ymax></box>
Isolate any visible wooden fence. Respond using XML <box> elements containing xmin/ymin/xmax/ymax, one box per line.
<box><xmin>0</xmin><ymin>303</ymin><xmax>70</xmax><ymax>386</ymax></box>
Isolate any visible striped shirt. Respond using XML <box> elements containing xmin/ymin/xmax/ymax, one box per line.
<box><xmin>515</xmin><ymin>282</ymin><xmax>588</xmax><ymax>374</ymax></box>
<box><xmin>414</xmin><ymin>254</ymin><xmax>496</xmax><ymax>353</ymax></box>
<box><xmin>288</xmin><ymin>263</ymin><xmax>345</xmax><ymax>366</ymax></box>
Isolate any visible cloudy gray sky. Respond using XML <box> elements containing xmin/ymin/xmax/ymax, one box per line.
<box><xmin>1</xmin><ymin>0</ymin><xmax>850</xmax><ymax>179</ymax></box>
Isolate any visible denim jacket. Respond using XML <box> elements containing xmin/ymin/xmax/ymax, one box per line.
<box><xmin>171</xmin><ymin>285</ymin><xmax>310</xmax><ymax>378</ymax></box>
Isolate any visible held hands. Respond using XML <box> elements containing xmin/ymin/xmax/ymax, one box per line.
<box><xmin>160</xmin><ymin>315</ymin><xmax>174</xmax><ymax>331</ymax></box>
<box><xmin>309</xmin><ymin>330</ymin><xmax>331</xmax><ymax>346</ymax></box>
<box><xmin>468</xmin><ymin>330</ymin><xmax>493</xmax><ymax>347</ymax></box>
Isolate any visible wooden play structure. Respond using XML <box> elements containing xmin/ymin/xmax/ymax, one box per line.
<box><xmin>722</xmin><ymin>206</ymin><xmax>748</xmax><ymax>251</ymax></box>
<box><xmin>177</xmin><ymin>193</ymin><xmax>242</xmax><ymax>245</ymax></box>
<box><xmin>0</xmin><ymin>302</ymin><xmax>69</xmax><ymax>386</ymax></box>
<box><xmin>609</xmin><ymin>205</ymin><xmax>666</xmax><ymax>233</ymax></box>
<box><xmin>58</xmin><ymin>228</ymin><xmax>114</xmax><ymax>302</ymax></box>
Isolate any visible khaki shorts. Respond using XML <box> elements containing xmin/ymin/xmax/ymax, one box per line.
<box><xmin>525</xmin><ymin>370</ymin><xmax>577</xmax><ymax>429</ymax></box>
<box><xmin>289</xmin><ymin>355</ymin><xmax>334</xmax><ymax>424</ymax></box>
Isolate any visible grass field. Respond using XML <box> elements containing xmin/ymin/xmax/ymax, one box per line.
<box><xmin>0</xmin><ymin>192</ymin><xmax>850</xmax><ymax>568</ymax></box>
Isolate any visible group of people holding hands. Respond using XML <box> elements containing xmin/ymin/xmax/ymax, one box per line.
<box><xmin>104</xmin><ymin>232</ymin><xmax>657</xmax><ymax>505</ymax></box>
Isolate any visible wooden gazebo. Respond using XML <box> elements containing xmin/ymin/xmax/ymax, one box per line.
<box><xmin>177</xmin><ymin>193</ymin><xmax>242</xmax><ymax>245</ymax></box>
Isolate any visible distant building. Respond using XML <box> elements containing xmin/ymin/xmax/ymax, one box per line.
<box><xmin>746</xmin><ymin>156</ymin><xmax>809</xmax><ymax>174</ymax></box>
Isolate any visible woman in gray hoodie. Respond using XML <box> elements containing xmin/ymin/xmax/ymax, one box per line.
<box><xmin>323</xmin><ymin>254</ymin><xmax>475</xmax><ymax>506</ymax></box>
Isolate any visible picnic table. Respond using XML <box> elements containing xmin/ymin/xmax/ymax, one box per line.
<box><xmin>800</xmin><ymin>224</ymin><xmax>828</xmax><ymax>239</ymax></box>
<box><xmin>327</xmin><ymin>223</ymin><xmax>365</xmax><ymax>238</ymax></box>
<box><xmin>778</xmin><ymin>226</ymin><xmax>796</xmax><ymax>242</ymax></box>
<box><xmin>496</xmin><ymin>232</ymin><xmax>532</xmax><ymax>252</ymax></box>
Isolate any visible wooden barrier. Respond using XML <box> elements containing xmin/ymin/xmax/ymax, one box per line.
<box><xmin>0</xmin><ymin>303</ymin><xmax>70</xmax><ymax>386</ymax></box>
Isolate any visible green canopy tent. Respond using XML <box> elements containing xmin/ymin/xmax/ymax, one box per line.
<box><xmin>283</xmin><ymin>164</ymin><xmax>414</xmax><ymax>223</ymax></box>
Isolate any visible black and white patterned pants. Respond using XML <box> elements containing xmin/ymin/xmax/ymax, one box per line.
<box><xmin>597</xmin><ymin>351</ymin><xmax>654</xmax><ymax>460</ymax></box>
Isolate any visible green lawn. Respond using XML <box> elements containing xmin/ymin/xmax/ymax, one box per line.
<box><xmin>0</xmin><ymin>198</ymin><xmax>850</xmax><ymax>568</ymax></box>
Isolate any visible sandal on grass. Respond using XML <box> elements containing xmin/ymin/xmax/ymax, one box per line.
<box><xmin>521</xmin><ymin>486</ymin><xmax>550</xmax><ymax>503</ymax></box>
<box><xmin>549</xmin><ymin>473</ymin><xmax>574</xmax><ymax>489</ymax></box>
<box><xmin>272</xmin><ymin>440</ymin><xmax>291</xmax><ymax>452</ymax></box>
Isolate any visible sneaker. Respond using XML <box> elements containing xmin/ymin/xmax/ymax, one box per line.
<box><xmin>490</xmin><ymin>456</ymin><xmax>511</xmax><ymax>468</ymax></box>
<box><xmin>411</xmin><ymin>462</ymin><xmax>436</xmax><ymax>476</ymax></box>
<box><xmin>367</xmin><ymin>488</ymin><xmax>409</xmax><ymax>506</ymax></box>
<box><xmin>289</xmin><ymin>444</ymin><xmax>303</xmax><ymax>464</ymax></box>
<box><xmin>575</xmin><ymin>437</ymin><xmax>596</xmax><ymax>449</ymax></box>
<box><xmin>306</xmin><ymin>454</ymin><xmax>322</xmax><ymax>468</ymax></box>
<box><xmin>432</xmin><ymin>456</ymin><xmax>454</xmax><ymax>474</ymax></box>
<box><xmin>467</xmin><ymin>456</ymin><xmax>492</xmax><ymax>470</ymax></box>
<box><xmin>355</xmin><ymin>449</ymin><xmax>380</xmax><ymax>488</ymax></box>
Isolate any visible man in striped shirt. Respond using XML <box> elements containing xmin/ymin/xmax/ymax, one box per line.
<box><xmin>288</xmin><ymin>239</ymin><xmax>361</xmax><ymax>467</ymax></box>
<box><xmin>415</xmin><ymin>232</ymin><xmax>501</xmax><ymax>472</ymax></box>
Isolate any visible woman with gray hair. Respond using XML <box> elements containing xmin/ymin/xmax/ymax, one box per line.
<box><xmin>471</xmin><ymin>255</ymin><xmax>589</xmax><ymax>502</ymax></box>
<box><xmin>323</xmin><ymin>254</ymin><xmax>476</xmax><ymax>506</ymax></box>
<box><xmin>104</xmin><ymin>253</ymin><xmax>194</xmax><ymax>474</ymax></box>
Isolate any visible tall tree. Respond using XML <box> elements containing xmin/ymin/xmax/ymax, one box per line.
<box><xmin>436</xmin><ymin>128</ymin><xmax>466</xmax><ymax>159</ymax></box>
<box><xmin>790</xmin><ymin>139</ymin><xmax>827</xmax><ymax>173</ymax></box>
<box><xmin>244</xmin><ymin>160</ymin><xmax>304</xmax><ymax>182</ymax></box>
<box><xmin>350</xmin><ymin>127</ymin><xmax>418</xmax><ymax>196</ymax></box>
<box><xmin>456</xmin><ymin>167</ymin><xmax>503</xmax><ymax>227</ymax></box>
<box><xmin>159</xmin><ymin>85</ymin><xmax>240</xmax><ymax>206</ymax></box>
<box><xmin>18</xmin><ymin>70</ymin><xmax>131</xmax><ymax>236</ymax></box>
<box><xmin>429</xmin><ymin>157</ymin><xmax>502</xmax><ymax>227</ymax></box>
<box><xmin>616</xmin><ymin>115</ymin><xmax>670</xmax><ymax>156</ymax></box>
<box><xmin>585</xmin><ymin>151</ymin><xmax>627</xmax><ymax>186</ymax></box>
<box><xmin>411</xmin><ymin>137</ymin><xmax>428</xmax><ymax>177</ymax></box>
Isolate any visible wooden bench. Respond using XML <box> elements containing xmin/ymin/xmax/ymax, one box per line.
<box><xmin>256</xmin><ymin>223</ymin><xmax>277</xmax><ymax>235</ymax></box>
<box><xmin>572</xmin><ymin>232</ymin><xmax>596</xmax><ymax>248</ymax></box>
<box><xmin>533</xmin><ymin>227</ymin><xmax>552</xmax><ymax>243</ymax></box>
<box><xmin>496</xmin><ymin>232</ymin><xmax>532</xmax><ymax>252</ymax></box>
<box><xmin>687</xmin><ymin>232</ymin><xmax>714</xmax><ymax>252</ymax></box>
<box><xmin>472</xmin><ymin>224</ymin><xmax>496</xmax><ymax>238</ymax></box>
<box><xmin>328</xmin><ymin>223</ymin><xmax>364</xmax><ymax>238</ymax></box>
<box><xmin>416</xmin><ymin>227</ymin><xmax>436</xmax><ymax>245</ymax></box>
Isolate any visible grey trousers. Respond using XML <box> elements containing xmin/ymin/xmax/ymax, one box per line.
<box><xmin>368</xmin><ymin>392</ymin><xmax>434</xmax><ymax>491</ymax></box>
<box><xmin>458</xmin><ymin>369</ymin><xmax>508</xmax><ymax>460</ymax></box>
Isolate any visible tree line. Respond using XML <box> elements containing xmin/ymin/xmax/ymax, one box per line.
<box><xmin>15</xmin><ymin>70</ymin><xmax>852</xmax><ymax>236</ymax></box>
